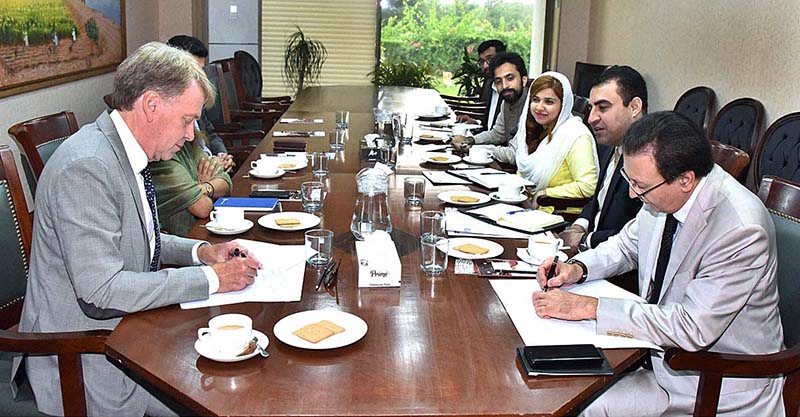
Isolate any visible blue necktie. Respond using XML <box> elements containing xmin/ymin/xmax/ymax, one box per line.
<box><xmin>141</xmin><ymin>166</ymin><xmax>161</xmax><ymax>272</ymax></box>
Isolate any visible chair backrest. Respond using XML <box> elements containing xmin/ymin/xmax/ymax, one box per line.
<box><xmin>215</xmin><ymin>58</ymin><xmax>247</xmax><ymax>112</ymax></box>
<box><xmin>707</xmin><ymin>98</ymin><xmax>764</xmax><ymax>156</ymax></box>
<box><xmin>752</xmin><ymin>112</ymin><xmax>800</xmax><ymax>190</ymax></box>
<box><xmin>204</xmin><ymin>62</ymin><xmax>232</xmax><ymax>126</ymax></box>
<box><xmin>572</xmin><ymin>95</ymin><xmax>591</xmax><ymax>124</ymax></box>
<box><xmin>573</xmin><ymin>62</ymin><xmax>609</xmax><ymax>98</ymax></box>
<box><xmin>0</xmin><ymin>145</ymin><xmax>32</xmax><ymax>330</ymax></box>
<box><xmin>7</xmin><ymin>111</ymin><xmax>79</xmax><ymax>180</ymax></box>
<box><xmin>103</xmin><ymin>93</ymin><xmax>113</xmax><ymax>109</ymax></box>
<box><xmin>710</xmin><ymin>140</ymin><xmax>750</xmax><ymax>182</ymax></box>
<box><xmin>234</xmin><ymin>50</ymin><xmax>262</xmax><ymax>101</ymax></box>
<box><xmin>759</xmin><ymin>176</ymin><xmax>800</xmax><ymax>348</ymax></box>
<box><xmin>673</xmin><ymin>86</ymin><xmax>716</xmax><ymax>134</ymax></box>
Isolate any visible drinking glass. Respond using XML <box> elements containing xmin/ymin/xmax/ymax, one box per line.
<box><xmin>420</xmin><ymin>236</ymin><xmax>448</xmax><ymax>276</ymax></box>
<box><xmin>335</xmin><ymin>111</ymin><xmax>350</xmax><ymax>129</ymax></box>
<box><xmin>311</xmin><ymin>152</ymin><xmax>330</xmax><ymax>176</ymax></box>
<box><xmin>301</xmin><ymin>181</ymin><xmax>324</xmax><ymax>211</ymax></box>
<box><xmin>305</xmin><ymin>229</ymin><xmax>333</xmax><ymax>266</ymax></box>
<box><xmin>420</xmin><ymin>210</ymin><xmax>446</xmax><ymax>240</ymax></box>
<box><xmin>329</xmin><ymin>129</ymin><xmax>345</xmax><ymax>150</ymax></box>
<box><xmin>392</xmin><ymin>112</ymin><xmax>406</xmax><ymax>145</ymax></box>
<box><xmin>379</xmin><ymin>144</ymin><xmax>397</xmax><ymax>169</ymax></box>
<box><xmin>401</xmin><ymin>125</ymin><xmax>414</xmax><ymax>145</ymax></box>
<box><xmin>404</xmin><ymin>177</ymin><xmax>425</xmax><ymax>207</ymax></box>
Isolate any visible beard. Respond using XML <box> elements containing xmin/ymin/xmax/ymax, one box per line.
<box><xmin>501</xmin><ymin>87</ymin><xmax>522</xmax><ymax>104</ymax></box>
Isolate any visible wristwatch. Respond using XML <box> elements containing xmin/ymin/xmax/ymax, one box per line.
<box><xmin>565</xmin><ymin>258</ymin><xmax>588</xmax><ymax>284</ymax></box>
<box><xmin>578</xmin><ymin>233</ymin><xmax>590</xmax><ymax>252</ymax></box>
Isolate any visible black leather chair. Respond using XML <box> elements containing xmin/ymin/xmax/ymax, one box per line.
<box><xmin>572</xmin><ymin>95</ymin><xmax>591</xmax><ymax>126</ymax></box>
<box><xmin>7</xmin><ymin>111</ymin><xmax>79</xmax><ymax>182</ymax></box>
<box><xmin>233</xmin><ymin>50</ymin><xmax>292</xmax><ymax>104</ymax></box>
<box><xmin>673</xmin><ymin>86</ymin><xmax>716</xmax><ymax>134</ymax></box>
<box><xmin>751</xmin><ymin>112</ymin><xmax>800</xmax><ymax>190</ymax></box>
<box><xmin>707</xmin><ymin>98</ymin><xmax>764</xmax><ymax>157</ymax></box>
<box><xmin>573</xmin><ymin>62</ymin><xmax>609</xmax><ymax>98</ymax></box>
<box><xmin>665</xmin><ymin>175</ymin><xmax>800</xmax><ymax>417</ymax></box>
<box><xmin>0</xmin><ymin>145</ymin><xmax>109</xmax><ymax>416</ymax></box>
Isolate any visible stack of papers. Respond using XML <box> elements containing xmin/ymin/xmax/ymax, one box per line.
<box><xmin>422</xmin><ymin>170</ymin><xmax>471</xmax><ymax>185</ymax></box>
<box><xmin>490</xmin><ymin>279</ymin><xmax>661</xmax><ymax>350</ymax></box>
<box><xmin>180</xmin><ymin>239</ymin><xmax>306</xmax><ymax>309</ymax></box>
<box><xmin>445</xmin><ymin>207</ymin><xmax>529</xmax><ymax>238</ymax></box>
<box><xmin>496</xmin><ymin>209</ymin><xmax>564</xmax><ymax>232</ymax></box>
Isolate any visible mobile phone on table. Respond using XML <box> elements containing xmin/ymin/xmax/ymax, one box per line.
<box><xmin>250</xmin><ymin>185</ymin><xmax>292</xmax><ymax>198</ymax></box>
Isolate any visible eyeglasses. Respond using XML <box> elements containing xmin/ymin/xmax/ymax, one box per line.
<box><xmin>477</xmin><ymin>56</ymin><xmax>495</xmax><ymax>67</ymax></box>
<box><xmin>620</xmin><ymin>168</ymin><xmax>672</xmax><ymax>201</ymax></box>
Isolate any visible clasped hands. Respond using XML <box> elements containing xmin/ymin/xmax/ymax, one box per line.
<box><xmin>197</xmin><ymin>242</ymin><xmax>263</xmax><ymax>293</ymax></box>
<box><xmin>533</xmin><ymin>257</ymin><xmax>598</xmax><ymax>321</ymax></box>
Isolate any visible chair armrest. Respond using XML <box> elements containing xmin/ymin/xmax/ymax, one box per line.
<box><xmin>0</xmin><ymin>328</ymin><xmax>110</xmax><ymax>354</ymax></box>
<box><xmin>665</xmin><ymin>344</ymin><xmax>800</xmax><ymax>377</ymax></box>
<box><xmin>247</xmin><ymin>95</ymin><xmax>292</xmax><ymax>104</ymax></box>
<box><xmin>536</xmin><ymin>195</ymin><xmax>591</xmax><ymax>209</ymax></box>
<box><xmin>240</xmin><ymin>101</ymin><xmax>290</xmax><ymax>112</ymax></box>
<box><xmin>217</xmin><ymin>130</ymin><xmax>265</xmax><ymax>141</ymax></box>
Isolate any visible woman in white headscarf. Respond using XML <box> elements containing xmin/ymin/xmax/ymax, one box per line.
<box><xmin>499</xmin><ymin>71</ymin><xmax>598</xmax><ymax>212</ymax></box>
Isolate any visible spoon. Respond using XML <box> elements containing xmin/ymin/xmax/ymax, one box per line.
<box><xmin>237</xmin><ymin>337</ymin><xmax>270</xmax><ymax>358</ymax></box>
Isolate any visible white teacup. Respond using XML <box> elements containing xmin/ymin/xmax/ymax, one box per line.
<box><xmin>250</xmin><ymin>160</ymin><xmax>279</xmax><ymax>176</ymax></box>
<box><xmin>197</xmin><ymin>314</ymin><xmax>253</xmax><ymax>356</ymax></box>
<box><xmin>209</xmin><ymin>207</ymin><xmax>245</xmax><ymax>230</ymax></box>
<box><xmin>528</xmin><ymin>235</ymin><xmax>564</xmax><ymax>262</ymax></box>
<box><xmin>498</xmin><ymin>184</ymin><xmax>524</xmax><ymax>199</ymax></box>
<box><xmin>468</xmin><ymin>147</ymin><xmax>490</xmax><ymax>162</ymax></box>
<box><xmin>434</xmin><ymin>104</ymin><xmax>449</xmax><ymax>116</ymax></box>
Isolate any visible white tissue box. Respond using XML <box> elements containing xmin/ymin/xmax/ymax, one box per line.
<box><xmin>356</xmin><ymin>231</ymin><xmax>401</xmax><ymax>287</ymax></box>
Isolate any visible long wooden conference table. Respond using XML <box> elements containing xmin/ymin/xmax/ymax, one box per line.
<box><xmin>105</xmin><ymin>85</ymin><xmax>645</xmax><ymax>416</ymax></box>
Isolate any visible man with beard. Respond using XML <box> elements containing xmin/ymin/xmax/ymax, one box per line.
<box><xmin>452</xmin><ymin>52</ymin><xmax>530</xmax><ymax>151</ymax></box>
<box><xmin>457</xmin><ymin>39</ymin><xmax>505</xmax><ymax>129</ymax></box>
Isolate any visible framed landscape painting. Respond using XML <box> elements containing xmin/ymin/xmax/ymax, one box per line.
<box><xmin>0</xmin><ymin>0</ymin><xmax>126</xmax><ymax>98</ymax></box>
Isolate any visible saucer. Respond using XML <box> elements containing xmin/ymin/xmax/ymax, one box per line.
<box><xmin>463</xmin><ymin>156</ymin><xmax>493</xmax><ymax>166</ymax></box>
<box><xmin>273</xmin><ymin>310</ymin><xmax>368</xmax><ymax>350</ymax></box>
<box><xmin>205</xmin><ymin>219</ymin><xmax>254</xmax><ymax>235</ymax></box>
<box><xmin>258</xmin><ymin>212</ymin><xmax>321</xmax><ymax>232</ymax></box>
<box><xmin>439</xmin><ymin>237</ymin><xmax>504</xmax><ymax>260</ymax></box>
<box><xmin>194</xmin><ymin>329</ymin><xmax>269</xmax><ymax>363</ymax></box>
<box><xmin>249</xmin><ymin>168</ymin><xmax>285</xmax><ymax>179</ymax></box>
<box><xmin>516</xmin><ymin>247</ymin><xmax>568</xmax><ymax>266</ymax></box>
<box><xmin>490</xmin><ymin>191</ymin><xmax>528</xmax><ymax>204</ymax></box>
<box><xmin>423</xmin><ymin>153</ymin><xmax>462</xmax><ymax>165</ymax></box>
<box><xmin>437</xmin><ymin>190</ymin><xmax>490</xmax><ymax>206</ymax></box>
<box><xmin>416</xmin><ymin>113</ymin><xmax>449</xmax><ymax>121</ymax></box>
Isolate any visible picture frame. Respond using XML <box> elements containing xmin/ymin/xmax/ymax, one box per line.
<box><xmin>0</xmin><ymin>0</ymin><xmax>126</xmax><ymax>98</ymax></box>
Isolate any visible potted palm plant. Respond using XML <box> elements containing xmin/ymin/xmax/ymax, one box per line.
<box><xmin>283</xmin><ymin>26</ymin><xmax>327</xmax><ymax>97</ymax></box>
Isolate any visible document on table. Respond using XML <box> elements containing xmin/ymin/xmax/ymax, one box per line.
<box><xmin>447</xmin><ymin>167</ymin><xmax>535</xmax><ymax>189</ymax></box>
<box><xmin>422</xmin><ymin>170</ymin><xmax>471</xmax><ymax>185</ymax></box>
<box><xmin>280</xmin><ymin>118</ymin><xmax>323</xmax><ymax>124</ymax></box>
<box><xmin>445</xmin><ymin>208</ymin><xmax>529</xmax><ymax>238</ymax></box>
<box><xmin>180</xmin><ymin>239</ymin><xmax>306</xmax><ymax>309</ymax></box>
<box><xmin>490</xmin><ymin>279</ymin><xmax>662</xmax><ymax>350</ymax></box>
<box><xmin>272</xmin><ymin>130</ymin><xmax>325</xmax><ymax>137</ymax></box>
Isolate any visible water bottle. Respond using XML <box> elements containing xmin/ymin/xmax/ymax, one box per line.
<box><xmin>351</xmin><ymin>168</ymin><xmax>392</xmax><ymax>240</ymax></box>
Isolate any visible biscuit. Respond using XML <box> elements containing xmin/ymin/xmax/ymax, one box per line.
<box><xmin>316</xmin><ymin>320</ymin><xmax>346</xmax><ymax>334</ymax></box>
<box><xmin>275</xmin><ymin>218</ymin><xmax>301</xmax><ymax>227</ymax></box>
<box><xmin>453</xmin><ymin>243</ymin><xmax>490</xmax><ymax>255</ymax></box>
<box><xmin>451</xmin><ymin>195</ymin><xmax>480</xmax><ymax>203</ymax></box>
<box><xmin>293</xmin><ymin>323</ymin><xmax>334</xmax><ymax>343</ymax></box>
<box><xmin>419</xmin><ymin>134</ymin><xmax>435</xmax><ymax>139</ymax></box>
<box><xmin>430</xmin><ymin>156</ymin><xmax>449</xmax><ymax>162</ymax></box>
<box><xmin>278</xmin><ymin>163</ymin><xmax>296</xmax><ymax>169</ymax></box>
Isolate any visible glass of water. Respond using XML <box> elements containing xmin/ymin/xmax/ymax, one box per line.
<box><xmin>404</xmin><ymin>177</ymin><xmax>425</xmax><ymax>207</ymax></box>
<box><xmin>335</xmin><ymin>111</ymin><xmax>350</xmax><ymax>129</ymax></box>
<box><xmin>329</xmin><ymin>129</ymin><xmax>345</xmax><ymax>150</ymax></box>
<box><xmin>420</xmin><ymin>236</ymin><xmax>448</xmax><ymax>276</ymax></box>
<box><xmin>301</xmin><ymin>181</ymin><xmax>324</xmax><ymax>211</ymax></box>
<box><xmin>305</xmin><ymin>229</ymin><xmax>333</xmax><ymax>267</ymax></box>
<box><xmin>311</xmin><ymin>152</ymin><xmax>330</xmax><ymax>176</ymax></box>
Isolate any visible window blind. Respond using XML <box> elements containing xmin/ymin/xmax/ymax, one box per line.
<box><xmin>261</xmin><ymin>0</ymin><xmax>378</xmax><ymax>97</ymax></box>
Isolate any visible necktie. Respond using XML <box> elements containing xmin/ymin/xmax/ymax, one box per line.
<box><xmin>647</xmin><ymin>214</ymin><xmax>679</xmax><ymax>304</ymax></box>
<box><xmin>141</xmin><ymin>166</ymin><xmax>161</xmax><ymax>272</ymax></box>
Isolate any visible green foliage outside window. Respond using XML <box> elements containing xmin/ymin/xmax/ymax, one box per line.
<box><xmin>380</xmin><ymin>0</ymin><xmax>532</xmax><ymax>93</ymax></box>
<box><xmin>0</xmin><ymin>0</ymin><xmax>77</xmax><ymax>45</ymax></box>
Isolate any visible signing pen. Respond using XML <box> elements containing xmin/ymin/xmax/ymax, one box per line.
<box><xmin>543</xmin><ymin>259</ymin><xmax>558</xmax><ymax>292</ymax></box>
<box><xmin>232</xmin><ymin>248</ymin><xmax>247</xmax><ymax>258</ymax></box>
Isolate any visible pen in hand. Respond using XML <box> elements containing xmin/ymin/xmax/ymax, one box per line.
<box><xmin>232</xmin><ymin>248</ymin><xmax>247</xmax><ymax>258</ymax></box>
<box><xmin>543</xmin><ymin>258</ymin><xmax>558</xmax><ymax>292</ymax></box>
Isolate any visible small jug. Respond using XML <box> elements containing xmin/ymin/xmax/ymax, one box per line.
<box><xmin>351</xmin><ymin>168</ymin><xmax>392</xmax><ymax>240</ymax></box>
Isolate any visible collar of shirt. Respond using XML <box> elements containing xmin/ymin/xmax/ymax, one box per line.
<box><xmin>671</xmin><ymin>174</ymin><xmax>708</xmax><ymax>224</ymax></box>
<box><xmin>109</xmin><ymin>109</ymin><xmax>148</xmax><ymax>174</ymax></box>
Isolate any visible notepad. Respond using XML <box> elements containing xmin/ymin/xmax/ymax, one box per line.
<box><xmin>214</xmin><ymin>197</ymin><xmax>279</xmax><ymax>212</ymax></box>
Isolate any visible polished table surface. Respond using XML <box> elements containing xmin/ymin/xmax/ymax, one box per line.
<box><xmin>105</xmin><ymin>85</ymin><xmax>645</xmax><ymax>416</ymax></box>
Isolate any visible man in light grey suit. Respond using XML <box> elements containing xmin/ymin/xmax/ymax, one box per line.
<box><xmin>14</xmin><ymin>42</ymin><xmax>262</xmax><ymax>416</ymax></box>
<box><xmin>533</xmin><ymin>112</ymin><xmax>785</xmax><ymax>416</ymax></box>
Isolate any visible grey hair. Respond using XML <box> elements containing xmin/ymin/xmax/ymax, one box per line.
<box><xmin>112</xmin><ymin>41</ymin><xmax>215</xmax><ymax>111</ymax></box>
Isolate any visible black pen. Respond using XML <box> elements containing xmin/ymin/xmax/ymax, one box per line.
<box><xmin>315</xmin><ymin>260</ymin><xmax>337</xmax><ymax>291</ymax></box>
<box><xmin>543</xmin><ymin>258</ymin><xmax>558</xmax><ymax>292</ymax></box>
<box><xmin>324</xmin><ymin>258</ymin><xmax>342</xmax><ymax>288</ymax></box>
<box><xmin>480</xmin><ymin>172</ymin><xmax>506</xmax><ymax>175</ymax></box>
<box><xmin>232</xmin><ymin>248</ymin><xmax>247</xmax><ymax>258</ymax></box>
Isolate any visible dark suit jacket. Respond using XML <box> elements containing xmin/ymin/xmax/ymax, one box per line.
<box><xmin>478</xmin><ymin>77</ymin><xmax>500</xmax><ymax>129</ymax></box>
<box><xmin>578</xmin><ymin>149</ymin><xmax>643</xmax><ymax>247</ymax></box>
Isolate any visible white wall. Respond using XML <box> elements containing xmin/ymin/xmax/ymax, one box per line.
<box><xmin>0</xmin><ymin>0</ymin><xmax>192</xmax><ymax>205</ymax></box>
<box><xmin>558</xmin><ymin>0</ymin><xmax>800</xmax><ymax>126</ymax></box>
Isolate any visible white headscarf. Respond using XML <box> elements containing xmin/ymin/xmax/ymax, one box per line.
<box><xmin>513</xmin><ymin>71</ymin><xmax>598</xmax><ymax>192</ymax></box>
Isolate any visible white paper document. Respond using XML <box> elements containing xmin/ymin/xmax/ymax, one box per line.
<box><xmin>272</xmin><ymin>130</ymin><xmax>325</xmax><ymax>137</ymax></box>
<box><xmin>445</xmin><ymin>208</ymin><xmax>529</xmax><ymax>238</ymax></box>
<box><xmin>422</xmin><ymin>170</ymin><xmax>471</xmax><ymax>185</ymax></box>
<box><xmin>452</xmin><ymin>168</ymin><xmax>535</xmax><ymax>189</ymax></box>
<box><xmin>180</xmin><ymin>239</ymin><xmax>306</xmax><ymax>309</ymax></box>
<box><xmin>490</xmin><ymin>279</ymin><xmax>662</xmax><ymax>350</ymax></box>
<box><xmin>280</xmin><ymin>118</ymin><xmax>323</xmax><ymax>124</ymax></box>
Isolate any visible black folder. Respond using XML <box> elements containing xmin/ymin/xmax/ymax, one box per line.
<box><xmin>517</xmin><ymin>345</ymin><xmax>614</xmax><ymax>377</ymax></box>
